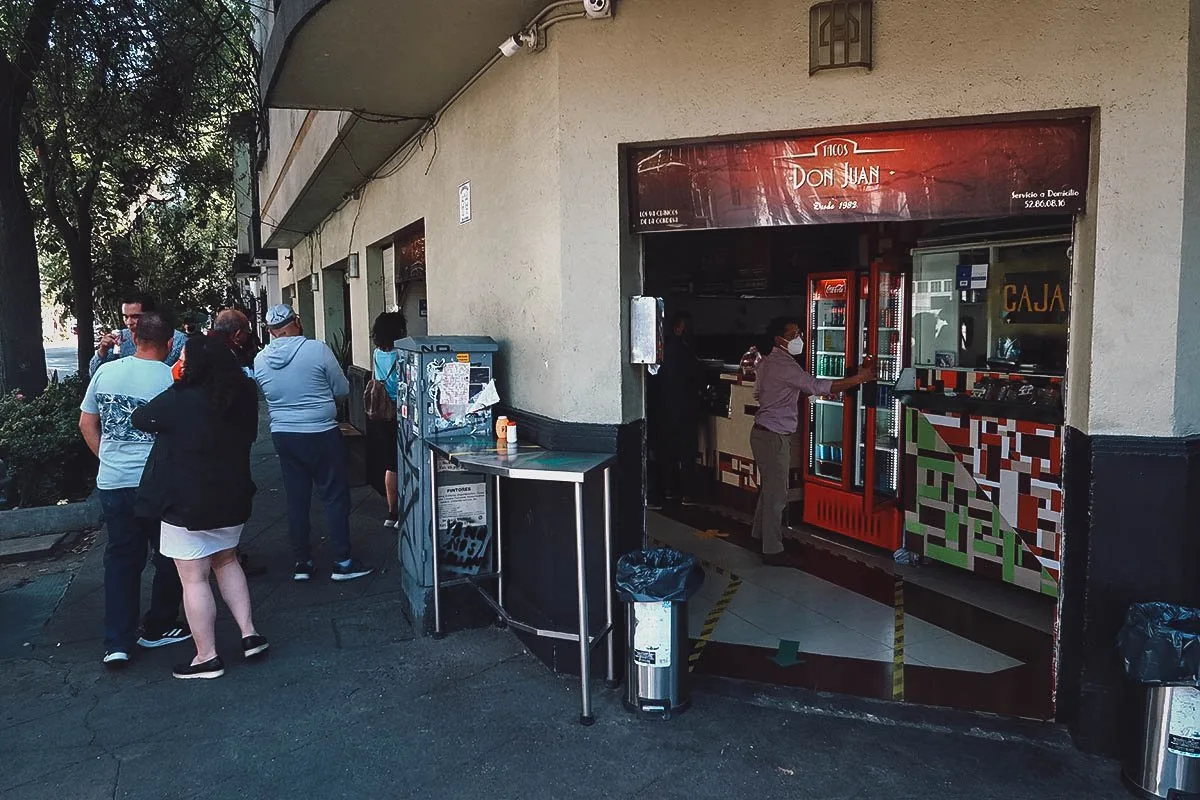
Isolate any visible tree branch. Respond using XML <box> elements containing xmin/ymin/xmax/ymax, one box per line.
<box><xmin>6</xmin><ymin>0</ymin><xmax>61</xmax><ymax>101</ymax></box>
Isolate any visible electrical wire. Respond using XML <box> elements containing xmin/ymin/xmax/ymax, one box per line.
<box><xmin>275</xmin><ymin>0</ymin><xmax>603</xmax><ymax>259</ymax></box>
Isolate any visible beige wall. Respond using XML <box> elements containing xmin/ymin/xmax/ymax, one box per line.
<box><xmin>1175</xmin><ymin>0</ymin><xmax>1200</xmax><ymax>435</ymax></box>
<box><xmin>271</xmin><ymin>0</ymin><xmax>1197</xmax><ymax>436</ymax></box>
<box><xmin>551</xmin><ymin>0</ymin><xmax>1193</xmax><ymax>435</ymax></box>
<box><xmin>259</xmin><ymin>110</ymin><xmax>347</xmax><ymax>241</ymax></box>
<box><xmin>284</xmin><ymin>46</ymin><xmax>566</xmax><ymax>419</ymax></box>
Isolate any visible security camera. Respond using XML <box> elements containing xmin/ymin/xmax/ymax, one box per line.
<box><xmin>583</xmin><ymin>0</ymin><xmax>612</xmax><ymax>19</ymax></box>
<box><xmin>499</xmin><ymin>30</ymin><xmax>537</xmax><ymax>56</ymax></box>
<box><xmin>499</xmin><ymin>35</ymin><xmax>523</xmax><ymax>57</ymax></box>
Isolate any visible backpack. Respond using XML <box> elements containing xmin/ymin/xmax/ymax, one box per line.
<box><xmin>365</xmin><ymin>353</ymin><xmax>398</xmax><ymax>422</ymax></box>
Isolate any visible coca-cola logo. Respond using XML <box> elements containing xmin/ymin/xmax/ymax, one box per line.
<box><xmin>818</xmin><ymin>279</ymin><xmax>847</xmax><ymax>297</ymax></box>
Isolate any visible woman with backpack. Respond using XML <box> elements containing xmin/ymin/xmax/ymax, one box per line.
<box><xmin>366</xmin><ymin>311</ymin><xmax>407</xmax><ymax>528</ymax></box>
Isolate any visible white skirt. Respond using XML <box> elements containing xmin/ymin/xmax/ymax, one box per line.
<box><xmin>160</xmin><ymin>521</ymin><xmax>244</xmax><ymax>561</ymax></box>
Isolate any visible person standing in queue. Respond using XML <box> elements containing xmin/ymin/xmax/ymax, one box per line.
<box><xmin>90</xmin><ymin>293</ymin><xmax>187</xmax><ymax>376</ymax></box>
<box><xmin>367</xmin><ymin>311</ymin><xmax>407</xmax><ymax>528</ymax></box>
<box><xmin>132</xmin><ymin>337</ymin><xmax>266</xmax><ymax>679</ymax></box>
<box><xmin>652</xmin><ymin>311</ymin><xmax>702</xmax><ymax>506</ymax></box>
<box><xmin>254</xmin><ymin>305</ymin><xmax>372</xmax><ymax>583</ymax></box>
<box><xmin>750</xmin><ymin>317</ymin><xmax>876</xmax><ymax>567</ymax></box>
<box><xmin>79</xmin><ymin>312</ymin><xmax>190</xmax><ymax>667</ymax></box>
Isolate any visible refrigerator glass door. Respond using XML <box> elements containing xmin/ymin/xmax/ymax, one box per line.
<box><xmin>862</xmin><ymin>265</ymin><xmax>906</xmax><ymax>502</ymax></box>
<box><xmin>808</xmin><ymin>276</ymin><xmax>851</xmax><ymax>484</ymax></box>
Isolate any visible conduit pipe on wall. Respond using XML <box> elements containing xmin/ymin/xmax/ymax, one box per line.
<box><xmin>375</xmin><ymin>0</ymin><xmax>608</xmax><ymax>177</ymax></box>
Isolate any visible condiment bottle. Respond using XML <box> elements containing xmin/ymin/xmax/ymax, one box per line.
<box><xmin>495</xmin><ymin>415</ymin><xmax>509</xmax><ymax>440</ymax></box>
<box><xmin>506</xmin><ymin>422</ymin><xmax>517</xmax><ymax>444</ymax></box>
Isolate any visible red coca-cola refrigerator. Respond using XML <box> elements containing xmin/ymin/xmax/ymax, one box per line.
<box><xmin>802</xmin><ymin>260</ymin><xmax>907</xmax><ymax>551</ymax></box>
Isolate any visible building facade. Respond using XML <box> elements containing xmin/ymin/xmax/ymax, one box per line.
<box><xmin>253</xmin><ymin>0</ymin><xmax>1200</xmax><ymax>755</ymax></box>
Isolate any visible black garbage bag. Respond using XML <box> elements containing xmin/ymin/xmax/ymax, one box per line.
<box><xmin>1118</xmin><ymin>602</ymin><xmax>1200</xmax><ymax>686</ymax></box>
<box><xmin>615</xmin><ymin>548</ymin><xmax>704</xmax><ymax>603</ymax></box>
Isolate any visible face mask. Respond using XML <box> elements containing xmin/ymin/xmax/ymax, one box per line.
<box><xmin>787</xmin><ymin>337</ymin><xmax>805</xmax><ymax>357</ymax></box>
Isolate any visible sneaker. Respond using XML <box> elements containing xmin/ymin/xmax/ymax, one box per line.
<box><xmin>383</xmin><ymin>516</ymin><xmax>399</xmax><ymax>529</ymax></box>
<box><xmin>293</xmin><ymin>561</ymin><xmax>314</xmax><ymax>582</ymax></box>
<box><xmin>102</xmin><ymin>649</ymin><xmax>130</xmax><ymax>667</ymax></box>
<box><xmin>242</xmin><ymin>634</ymin><xmax>270</xmax><ymax>659</ymax></box>
<box><xmin>173</xmin><ymin>657</ymin><xmax>225</xmax><ymax>680</ymax></box>
<box><xmin>137</xmin><ymin>624</ymin><xmax>192</xmax><ymax>649</ymax></box>
<box><xmin>331</xmin><ymin>559</ymin><xmax>373</xmax><ymax>582</ymax></box>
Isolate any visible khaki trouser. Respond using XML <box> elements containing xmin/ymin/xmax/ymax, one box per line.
<box><xmin>750</xmin><ymin>426</ymin><xmax>791</xmax><ymax>556</ymax></box>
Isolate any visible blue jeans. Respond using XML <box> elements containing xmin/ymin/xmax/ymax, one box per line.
<box><xmin>98</xmin><ymin>488</ymin><xmax>183</xmax><ymax>651</ymax></box>
<box><xmin>272</xmin><ymin>429</ymin><xmax>352</xmax><ymax>563</ymax></box>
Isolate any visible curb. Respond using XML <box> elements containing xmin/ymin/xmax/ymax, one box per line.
<box><xmin>0</xmin><ymin>492</ymin><xmax>102</xmax><ymax>542</ymax></box>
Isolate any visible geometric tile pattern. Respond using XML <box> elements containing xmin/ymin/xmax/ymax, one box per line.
<box><xmin>903</xmin><ymin>409</ymin><xmax>1062</xmax><ymax>598</ymax></box>
<box><xmin>719</xmin><ymin>452</ymin><xmax>759</xmax><ymax>490</ymax></box>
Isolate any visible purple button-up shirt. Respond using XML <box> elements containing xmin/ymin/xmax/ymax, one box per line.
<box><xmin>753</xmin><ymin>347</ymin><xmax>833</xmax><ymax>435</ymax></box>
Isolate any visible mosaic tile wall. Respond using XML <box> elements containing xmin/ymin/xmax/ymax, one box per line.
<box><xmin>903</xmin><ymin>408</ymin><xmax>1063</xmax><ymax>597</ymax></box>
<box><xmin>718</xmin><ymin>452</ymin><xmax>758</xmax><ymax>491</ymax></box>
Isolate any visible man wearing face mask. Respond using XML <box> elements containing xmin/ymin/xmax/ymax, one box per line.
<box><xmin>750</xmin><ymin>317</ymin><xmax>876</xmax><ymax>567</ymax></box>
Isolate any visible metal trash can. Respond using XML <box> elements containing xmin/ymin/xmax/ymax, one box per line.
<box><xmin>615</xmin><ymin>548</ymin><xmax>704</xmax><ymax>719</ymax></box>
<box><xmin>1125</xmin><ymin>685</ymin><xmax>1200</xmax><ymax>799</ymax></box>
<box><xmin>1119</xmin><ymin>603</ymin><xmax>1200</xmax><ymax>799</ymax></box>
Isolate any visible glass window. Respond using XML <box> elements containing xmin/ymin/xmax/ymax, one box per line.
<box><xmin>911</xmin><ymin>240</ymin><xmax>1070</xmax><ymax>374</ymax></box>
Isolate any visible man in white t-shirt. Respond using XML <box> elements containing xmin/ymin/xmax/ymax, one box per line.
<box><xmin>80</xmin><ymin>312</ymin><xmax>190</xmax><ymax>667</ymax></box>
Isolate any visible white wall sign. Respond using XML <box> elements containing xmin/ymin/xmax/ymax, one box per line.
<box><xmin>458</xmin><ymin>181</ymin><xmax>471</xmax><ymax>224</ymax></box>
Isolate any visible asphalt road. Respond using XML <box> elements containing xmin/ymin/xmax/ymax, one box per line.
<box><xmin>44</xmin><ymin>345</ymin><xmax>78</xmax><ymax>379</ymax></box>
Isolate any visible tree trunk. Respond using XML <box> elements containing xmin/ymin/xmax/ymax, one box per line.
<box><xmin>0</xmin><ymin>107</ymin><xmax>48</xmax><ymax>396</ymax></box>
<box><xmin>70</xmin><ymin>241</ymin><xmax>95</xmax><ymax>376</ymax></box>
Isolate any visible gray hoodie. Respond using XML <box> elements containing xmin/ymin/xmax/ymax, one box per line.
<box><xmin>253</xmin><ymin>336</ymin><xmax>350</xmax><ymax>434</ymax></box>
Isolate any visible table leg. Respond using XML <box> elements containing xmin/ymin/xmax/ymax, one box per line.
<box><xmin>494</xmin><ymin>473</ymin><xmax>505</xmax><ymax>626</ymax></box>
<box><xmin>574</xmin><ymin>481</ymin><xmax>594</xmax><ymax>725</ymax></box>
<box><xmin>603</xmin><ymin>467</ymin><xmax>616</xmax><ymax>689</ymax></box>
<box><xmin>429</xmin><ymin>446</ymin><xmax>444</xmax><ymax>639</ymax></box>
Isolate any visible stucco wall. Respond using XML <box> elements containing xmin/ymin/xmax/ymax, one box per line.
<box><xmin>551</xmin><ymin>0</ymin><xmax>1192</xmax><ymax>435</ymax></box>
<box><xmin>259</xmin><ymin>110</ymin><xmax>346</xmax><ymax>241</ymax></box>
<box><xmin>284</xmin><ymin>47</ymin><xmax>566</xmax><ymax>418</ymax></box>
<box><xmin>1175</xmin><ymin>0</ymin><xmax>1200</xmax><ymax>436</ymax></box>
<box><xmin>271</xmin><ymin>0</ymin><xmax>1195</xmax><ymax>436</ymax></box>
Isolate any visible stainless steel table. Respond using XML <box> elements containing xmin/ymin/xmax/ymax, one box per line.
<box><xmin>425</xmin><ymin>436</ymin><xmax>617</xmax><ymax>725</ymax></box>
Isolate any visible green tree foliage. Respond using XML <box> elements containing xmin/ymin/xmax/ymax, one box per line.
<box><xmin>0</xmin><ymin>374</ymin><xmax>95</xmax><ymax>508</ymax></box>
<box><xmin>5</xmin><ymin>0</ymin><xmax>258</xmax><ymax>376</ymax></box>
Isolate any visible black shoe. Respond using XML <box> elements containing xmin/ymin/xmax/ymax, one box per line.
<box><xmin>331</xmin><ymin>559</ymin><xmax>373</xmax><ymax>582</ymax></box>
<box><xmin>293</xmin><ymin>561</ymin><xmax>314</xmax><ymax>582</ymax></box>
<box><xmin>137</xmin><ymin>624</ymin><xmax>192</xmax><ymax>649</ymax></box>
<box><xmin>102</xmin><ymin>649</ymin><xmax>130</xmax><ymax>668</ymax></box>
<box><xmin>242</xmin><ymin>634</ymin><xmax>269</xmax><ymax>659</ymax></box>
<box><xmin>383</xmin><ymin>513</ymin><xmax>400</xmax><ymax>529</ymax></box>
<box><xmin>762</xmin><ymin>551</ymin><xmax>804</xmax><ymax>569</ymax></box>
<box><xmin>173</xmin><ymin>657</ymin><xmax>225</xmax><ymax>680</ymax></box>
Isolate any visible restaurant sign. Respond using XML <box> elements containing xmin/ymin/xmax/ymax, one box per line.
<box><xmin>630</xmin><ymin>118</ymin><xmax>1090</xmax><ymax>232</ymax></box>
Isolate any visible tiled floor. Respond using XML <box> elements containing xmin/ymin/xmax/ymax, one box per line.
<box><xmin>658</xmin><ymin>513</ymin><xmax>1021</xmax><ymax>674</ymax></box>
<box><xmin>648</xmin><ymin>503</ymin><xmax>1060</xmax><ymax>714</ymax></box>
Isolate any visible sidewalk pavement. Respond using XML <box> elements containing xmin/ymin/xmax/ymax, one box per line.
<box><xmin>1</xmin><ymin>423</ymin><xmax>1131</xmax><ymax>799</ymax></box>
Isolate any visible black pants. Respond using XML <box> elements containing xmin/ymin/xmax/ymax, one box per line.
<box><xmin>272</xmin><ymin>429</ymin><xmax>353</xmax><ymax>564</ymax></box>
<box><xmin>98</xmin><ymin>488</ymin><xmax>183</xmax><ymax>651</ymax></box>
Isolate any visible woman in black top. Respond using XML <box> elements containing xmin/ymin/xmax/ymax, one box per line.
<box><xmin>133</xmin><ymin>336</ymin><xmax>267</xmax><ymax>679</ymax></box>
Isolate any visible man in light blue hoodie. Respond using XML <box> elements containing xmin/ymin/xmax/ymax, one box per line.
<box><xmin>254</xmin><ymin>305</ymin><xmax>373</xmax><ymax>583</ymax></box>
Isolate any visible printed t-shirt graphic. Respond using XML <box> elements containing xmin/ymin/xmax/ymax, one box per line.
<box><xmin>81</xmin><ymin>357</ymin><xmax>174</xmax><ymax>489</ymax></box>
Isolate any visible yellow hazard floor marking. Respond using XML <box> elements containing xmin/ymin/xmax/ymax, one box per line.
<box><xmin>645</xmin><ymin>537</ymin><xmax>742</xmax><ymax>673</ymax></box>
<box><xmin>689</xmin><ymin>566</ymin><xmax>743</xmax><ymax>673</ymax></box>
<box><xmin>892</xmin><ymin>576</ymin><xmax>905</xmax><ymax>701</ymax></box>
